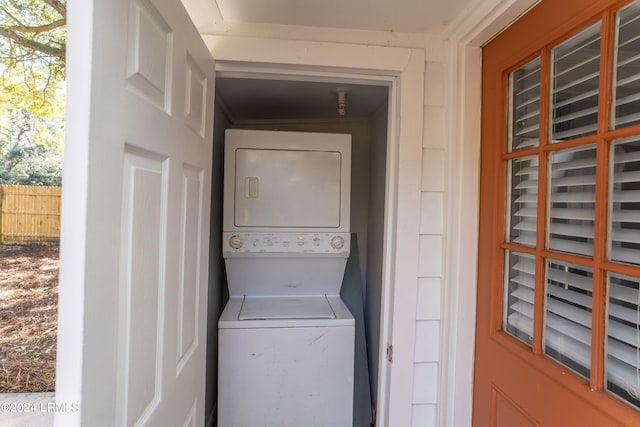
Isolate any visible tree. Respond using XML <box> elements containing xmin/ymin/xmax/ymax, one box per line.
<box><xmin>0</xmin><ymin>0</ymin><xmax>65</xmax><ymax>114</ymax></box>
<box><xmin>0</xmin><ymin>0</ymin><xmax>65</xmax><ymax>60</ymax></box>
<box><xmin>0</xmin><ymin>0</ymin><xmax>66</xmax><ymax>186</ymax></box>
<box><xmin>0</xmin><ymin>106</ymin><xmax>63</xmax><ymax>186</ymax></box>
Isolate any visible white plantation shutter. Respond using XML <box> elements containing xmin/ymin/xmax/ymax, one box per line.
<box><xmin>507</xmin><ymin>156</ymin><xmax>538</xmax><ymax>247</ymax></box>
<box><xmin>509</xmin><ymin>57</ymin><xmax>541</xmax><ymax>151</ymax></box>
<box><xmin>612</xmin><ymin>1</ymin><xmax>640</xmax><ymax>129</ymax></box>
<box><xmin>544</xmin><ymin>260</ymin><xmax>593</xmax><ymax>378</ymax></box>
<box><xmin>609</xmin><ymin>138</ymin><xmax>640</xmax><ymax>265</ymax></box>
<box><xmin>547</xmin><ymin>146</ymin><xmax>597</xmax><ymax>257</ymax></box>
<box><xmin>606</xmin><ymin>3</ymin><xmax>640</xmax><ymax>406</ymax></box>
<box><xmin>607</xmin><ymin>274</ymin><xmax>640</xmax><ymax>405</ymax></box>
<box><xmin>551</xmin><ymin>22</ymin><xmax>601</xmax><ymax>142</ymax></box>
<box><xmin>504</xmin><ymin>251</ymin><xmax>536</xmax><ymax>345</ymax></box>
<box><xmin>606</xmin><ymin>138</ymin><xmax>640</xmax><ymax>407</ymax></box>
<box><xmin>506</xmin><ymin>57</ymin><xmax>541</xmax><ymax>249</ymax></box>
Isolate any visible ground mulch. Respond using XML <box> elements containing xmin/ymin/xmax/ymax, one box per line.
<box><xmin>0</xmin><ymin>244</ymin><xmax>58</xmax><ymax>393</ymax></box>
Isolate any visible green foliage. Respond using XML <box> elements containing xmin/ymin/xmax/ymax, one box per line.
<box><xmin>0</xmin><ymin>0</ymin><xmax>66</xmax><ymax>186</ymax></box>
<box><xmin>0</xmin><ymin>0</ymin><xmax>65</xmax><ymax>115</ymax></box>
<box><xmin>0</xmin><ymin>107</ymin><xmax>63</xmax><ymax>186</ymax></box>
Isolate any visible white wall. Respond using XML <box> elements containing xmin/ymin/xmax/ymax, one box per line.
<box><xmin>412</xmin><ymin>56</ymin><xmax>448</xmax><ymax>427</ymax></box>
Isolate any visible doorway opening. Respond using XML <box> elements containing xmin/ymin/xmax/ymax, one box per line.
<box><xmin>205</xmin><ymin>73</ymin><xmax>391</xmax><ymax>426</ymax></box>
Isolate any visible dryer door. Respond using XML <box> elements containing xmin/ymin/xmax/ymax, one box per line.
<box><xmin>234</xmin><ymin>148</ymin><xmax>342</xmax><ymax>227</ymax></box>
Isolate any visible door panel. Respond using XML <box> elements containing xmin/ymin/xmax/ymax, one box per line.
<box><xmin>57</xmin><ymin>0</ymin><xmax>214</xmax><ymax>425</ymax></box>
<box><xmin>176</xmin><ymin>165</ymin><xmax>204</xmax><ymax>373</ymax></box>
<box><xmin>491</xmin><ymin>387</ymin><xmax>537</xmax><ymax>427</ymax></box>
<box><xmin>475</xmin><ymin>0</ymin><xmax>640</xmax><ymax>426</ymax></box>
<box><xmin>119</xmin><ymin>150</ymin><xmax>167</xmax><ymax>426</ymax></box>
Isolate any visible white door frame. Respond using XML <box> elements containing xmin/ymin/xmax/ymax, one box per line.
<box><xmin>439</xmin><ymin>1</ymin><xmax>540</xmax><ymax>426</ymax></box>
<box><xmin>204</xmin><ymin>36</ymin><xmax>425</xmax><ymax>426</ymax></box>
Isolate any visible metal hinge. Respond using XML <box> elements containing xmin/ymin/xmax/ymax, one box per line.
<box><xmin>386</xmin><ymin>344</ymin><xmax>393</xmax><ymax>363</ymax></box>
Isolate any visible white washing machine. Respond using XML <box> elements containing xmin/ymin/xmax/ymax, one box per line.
<box><xmin>218</xmin><ymin>129</ymin><xmax>355</xmax><ymax>427</ymax></box>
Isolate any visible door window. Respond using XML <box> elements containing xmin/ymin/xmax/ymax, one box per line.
<box><xmin>500</xmin><ymin>0</ymin><xmax>640</xmax><ymax>410</ymax></box>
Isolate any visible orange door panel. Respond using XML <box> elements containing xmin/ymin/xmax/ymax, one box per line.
<box><xmin>475</xmin><ymin>0</ymin><xmax>640</xmax><ymax>425</ymax></box>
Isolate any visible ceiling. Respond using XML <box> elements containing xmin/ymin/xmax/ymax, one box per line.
<box><xmin>212</xmin><ymin>0</ymin><xmax>473</xmax><ymax>34</ymax></box>
<box><xmin>205</xmin><ymin>0</ymin><xmax>534</xmax><ymax>120</ymax></box>
<box><xmin>216</xmin><ymin>78</ymin><xmax>389</xmax><ymax>121</ymax></box>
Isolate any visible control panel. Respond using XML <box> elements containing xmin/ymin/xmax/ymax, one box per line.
<box><xmin>223</xmin><ymin>232</ymin><xmax>350</xmax><ymax>254</ymax></box>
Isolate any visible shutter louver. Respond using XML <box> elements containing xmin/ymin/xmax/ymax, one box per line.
<box><xmin>609</xmin><ymin>138</ymin><xmax>640</xmax><ymax>266</ymax></box>
<box><xmin>607</xmin><ymin>273</ymin><xmax>640</xmax><ymax>408</ymax></box>
<box><xmin>507</xmin><ymin>156</ymin><xmax>538</xmax><ymax>246</ymax></box>
<box><xmin>504</xmin><ymin>251</ymin><xmax>535</xmax><ymax>346</ymax></box>
<box><xmin>612</xmin><ymin>1</ymin><xmax>640</xmax><ymax>129</ymax></box>
<box><xmin>548</xmin><ymin>146</ymin><xmax>597</xmax><ymax>257</ymax></box>
<box><xmin>544</xmin><ymin>260</ymin><xmax>593</xmax><ymax>379</ymax></box>
<box><xmin>551</xmin><ymin>22</ymin><xmax>601</xmax><ymax>142</ymax></box>
<box><xmin>509</xmin><ymin>58</ymin><xmax>541</xmax><ymax>151</ymax></box>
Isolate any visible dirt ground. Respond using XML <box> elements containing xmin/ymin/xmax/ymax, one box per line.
<box><xmin>0</xmin><ymin>245</ymin><xmax>58</xmax><ymax>393</ymax></box>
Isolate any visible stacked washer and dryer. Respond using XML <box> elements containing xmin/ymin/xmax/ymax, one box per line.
<box><xmin>218</xmin><ymin>129</ymin><xmax>355</xmax><ymax>426</ymax></box>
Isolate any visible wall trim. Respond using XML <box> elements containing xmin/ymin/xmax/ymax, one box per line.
<box><xmin>203</xmin><ymin>35</ymin><xmax>413</xmax><ymax>74</ymax></box>
<box><xmin>443</xmin><ymin>0</ymin><xmax>541</xmax><ymax>46</ymax></box>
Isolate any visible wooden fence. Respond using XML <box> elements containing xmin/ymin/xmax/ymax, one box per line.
<box><xmin>0</xmin><ymin>185</ymin><xmax>61</xmax><ymax>244</ymax></box>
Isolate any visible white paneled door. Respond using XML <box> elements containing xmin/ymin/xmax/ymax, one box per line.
<box><xmin>57</xmin><ymin>0</ymin><xmax>214</xmax><ymax>425</ymax></box>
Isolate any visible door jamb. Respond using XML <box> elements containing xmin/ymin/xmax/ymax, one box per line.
<box><xmin>213</xmin><ymin>63</ymin><xmax>400</xmax><ymax>425</ymax></box>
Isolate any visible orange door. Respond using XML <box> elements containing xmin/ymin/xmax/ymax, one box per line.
<box><xmin>475</xmin><ymin>0</ymin><xmax>640</xmax><ymax>425</ymax></box>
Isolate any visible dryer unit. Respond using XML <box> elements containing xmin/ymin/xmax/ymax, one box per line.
<box><xmin>218</xmin><ymin>129</ymin><xmax>355</xmax><ymax>427</ymax></box>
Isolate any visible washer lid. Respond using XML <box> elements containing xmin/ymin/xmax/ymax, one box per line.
<box><xmin>239</xmin><ymin>295</ymin><xmax>336</xmax><ymax>320</ymax></box>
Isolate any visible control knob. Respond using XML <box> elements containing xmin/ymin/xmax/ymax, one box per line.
<box><xmin>229</xmin><ymin>235</ymin><xmax>243</xmax><ymax>250</ymax></box>
<box><xmin>330</xmin><ymin>235</ymin><xmax>345</xmax><ymax>250</ymax></box>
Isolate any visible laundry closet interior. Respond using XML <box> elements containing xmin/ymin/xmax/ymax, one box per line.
<box><xmin>205</xmin><ymin>74</ymin><xmax>391</xmax><ymax>424</ymax></box>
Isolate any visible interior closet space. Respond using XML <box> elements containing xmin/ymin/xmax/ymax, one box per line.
<box><xmin>205</xmin><ymin>75</ymin><xmax>390</xmax><ymax>425</ymax></box>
